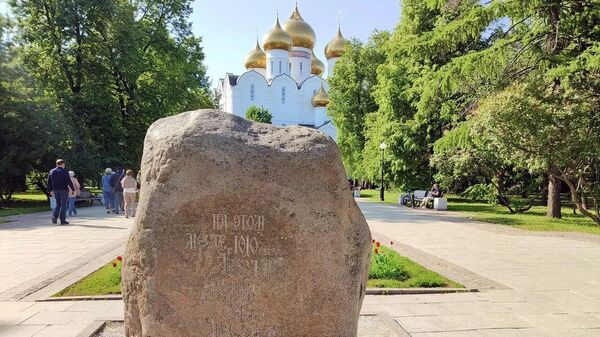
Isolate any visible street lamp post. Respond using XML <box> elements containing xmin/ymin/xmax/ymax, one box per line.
<box><xmin>379</xmin><ymin>142</ymin><xmax>387</xmax><ymax>202</ymax></box>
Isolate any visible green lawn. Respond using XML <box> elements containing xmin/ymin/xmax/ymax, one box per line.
<box><xmin>0</xmin><ymin>191</ymin><xmax>49</xmax><ymax>219</ymax></box>
<box><xmin>359</xmin><ymin>189</ymin><xmax>600</xmax><ymax>235</ymax></box>
<box><xmin>368</xmin><ymin>243</ymin><xmax>462</xmax><ymax>288</ymax></box>
<box><xmin>53</xmin><ymin>259</ymin><xmax>122</xmax><ymax>297</ymax></box>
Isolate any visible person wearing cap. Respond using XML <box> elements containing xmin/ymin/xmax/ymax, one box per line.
<box><xmin>102</xmin><ymin>168</ymin><xmax>114</xmax><ymax>214</ymax></box>
<box><xmin>67</xmin><ymin>171</ymin><xmax>81</xmax><ymax>216</ymax></box>
<box><xmin>47</xmin><ymin>159</ymin><xmax>75</xmax><ymax>225</ymax></box>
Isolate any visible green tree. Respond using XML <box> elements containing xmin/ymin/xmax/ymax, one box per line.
<box><xmin>363</xmin><ymin>0</ymin><xmax>491</xmax><ymax>190</ymax></box>
<box><xmin>430</xmin><ymin>0</ymin><xmax>600</xmax><ymax>220</ymax></box>
<box><xmin>0</xmin><ymin>15</ymin><xmax>58</xmax><ymax>205</ymax></box>
<box><xmin>245</xmin><ymin>106</ymin><xmax>272</xmax><ymax>124</ymax></box>
<box><xmin>9</xmin><ymin>0</ymin><xmax>213</xmax><ymax>181</ymax></box>
<box><xmin>327</xmin><ymin>31</ymin><xmax>388</xmax><ymax>178</ymax></box>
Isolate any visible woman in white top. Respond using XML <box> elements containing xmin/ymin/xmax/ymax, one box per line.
<box><xmin>120</xmin><ymin>170</ymin><xmax>138</xmax><ymax>218</ymax></box>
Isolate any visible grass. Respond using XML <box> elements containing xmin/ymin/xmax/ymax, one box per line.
<box><xmin>359</xmin><ymin>189</ymin><xmax>600</xmax><ymax>235</ymax></box>
<box><xmin>54</xmin><ymin>245</ymin><xmax>462</xmax><ymax>297</ymax></box>
<box><xmin>367</xmin><ymin>243</ymin><xmax>462</xmax><ymax>288</ymax></box>
<box><xmin>0</xmin><ymin>191</ymin><xmax>49</xmax><ymax>218</ymax></box>
<box><xmin>53</xmin><ymin>259</ymin><xmax>122</xmax><ymax>297</ymax></box>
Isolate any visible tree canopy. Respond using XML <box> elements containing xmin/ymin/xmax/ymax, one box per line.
<box><xmin>0</xmin><ymin>0</ymin><xmax>214</xmax><ymax>204</ymax></box>
<box><xmin>329</xmin><ymin>0</ymin><xmax>600</xmax><ymax>224</ymax></box>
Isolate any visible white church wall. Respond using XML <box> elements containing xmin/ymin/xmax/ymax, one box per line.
<box><xmin>289</xmin><ymin>47</ymin><xmax>312</xmax><ymax>84</ymax></box>
<box><xmin>269</xmin><ymin>74</ymin><xmax>301</xmax><ymax>125</ymax></box>
<box><xmin>266</xmin><ymin>49</ymin><xmax>290</xmax><ymax>81</ymax></box>
<box><xmin>231</xmin><ymin>71</ymin><xmax>270</xmax><ymax>118</ymax></box>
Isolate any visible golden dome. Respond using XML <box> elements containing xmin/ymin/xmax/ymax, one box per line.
<box><xmin>311</xmin><ymin>51</ymin><xmax>325</xmax><ymax>76</ymax></box>
<box><xmin>263</xmin><ymin>18</ymin><xmax>293</xmax><ymax>51</ymax></box>
<box><xmin>311</xmin><ymin>84</ymin><xmax>330</xmax><ymax>107</ymax></box>
<box><xmin>325</xmin><ymin>27</ymin><xmax>347</xmax><ymax>59</ymax></box>
<box><xmin>244</xmin><ymin>40</ymin><xmax>266</xmax><ymax>69</ymax></box>
<box><xmin>282</xmin><ymin>5</ymin><xmax>316</xmax><ymax>49</ymax></box>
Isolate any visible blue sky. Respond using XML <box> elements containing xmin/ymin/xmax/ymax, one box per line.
<box><xmin>1</xmin><ymin>0</ymin><xmax>401</xmax><ymax>86</ymax></box>
<box><xmin>192</xmin><ymin>0</ymin><xmax>401</xmax><ymax>86</ymax></box>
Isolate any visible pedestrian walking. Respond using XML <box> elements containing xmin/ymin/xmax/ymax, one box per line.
<box><xmin>67</xmin><ymin>171</ymin><xmax>81</xmax><ymax>216</ymax></box>
<box><xmin>47</xmin><ymin>159</ymin><xmax>75</xmax><ymax>225</ymax></box>
<box><xmin>102</xmin><ymin>168</ymin><xmax>114</xmax><ymax>214</ymax></box>
<box><xmin>110</xmin><ymin>168</ymin><xmax>125</xmax><ymax>214</ymax></box>
<box><xmin>121</xmin><ymin>170</ymin><xmax>138</xmax><ymax>218</ymax></box>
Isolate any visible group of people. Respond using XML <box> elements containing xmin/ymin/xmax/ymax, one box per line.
<box><xmin>47</xmin><ymin>159</ymin><xmax>139</xmax><ymax>225</ymax></box>
<box><xmin>101</xmin><ymin>167</ymin><xmax>138</xmax><ymax>218</ymax></box>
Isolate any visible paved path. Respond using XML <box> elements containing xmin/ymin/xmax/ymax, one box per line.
<box><xmin>0</xmin><ymin>207</ymin><xmax>130</xmax><ymax>337</ymax></box>
<box><xmin>360</xmin><ymin>200</ymin><xmax>600</xmax><ymax>337</ymax></box>
<box><xmin>1</xmin><ymin>202</ymin><xmax>600</xmax><ymax>336</ymax></box>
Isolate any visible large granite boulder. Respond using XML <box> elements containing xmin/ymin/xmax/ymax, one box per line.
<box><xmin>122</xmin><ymin>110</ymin><xmax>371</xmax><ymax>337</ymax></box>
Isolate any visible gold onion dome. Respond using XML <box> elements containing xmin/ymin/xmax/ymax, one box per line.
<box><xmin>311</xmin><ymin>84</ymin><xmax>330</xmax><ymax>107</ymax></box>
<box><xmin>263</xmin><ymin>18</ymin><xmax>293</xmax><ymax>51</ymax></box>
<box><xmin>325</xmin><ymin>26</ymin><xmax>347</xmax><ymax>59</ymax></box>
<box><xmin>283</xmin><ymin>5</ymin><xmax>316</xmax><ymax>49</ymax></box>
<box><xmin>244</xmin><ymin>40</ymin><xmax>266</xmax><ymax>69</ymax></box>
<box><xmin>311</xmin><ymin>51</ymin><xmax>325</xmax><ymax>76</ymax></box>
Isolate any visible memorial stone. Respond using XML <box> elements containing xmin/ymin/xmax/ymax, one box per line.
<box><xmin>122</xmin><ymin>109</ymin><xmax>372</xmax><ymax>337</ymax></box>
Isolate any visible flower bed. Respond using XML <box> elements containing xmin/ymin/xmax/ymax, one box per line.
<box><xmin>367</xmin><ymin>241</ymin><xmax>462</xmax><ymax>288</ymax></box>
<box><xmin>54</xmin><ymin>246</ymin><xmax>462</xmax><ymax>297</ymax></box>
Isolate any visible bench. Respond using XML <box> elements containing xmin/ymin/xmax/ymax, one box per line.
<box><xmin>75</xmin><ymin>190</ymin><xmax>103</xmax><ymax>206</ymax></box>
<box><xmin>399</xmin><ymin>190</ymin><xmax>429</xmax><ymax>207</ymax></box>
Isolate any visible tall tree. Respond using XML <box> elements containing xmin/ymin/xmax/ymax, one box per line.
<box><xmin>327</xmin><ymin>31</ymin><xmax>388</xmax><ymax>178</ymax></box>
<box><xmin>364</xmin><ymin>0</ymin><xmax>490</xmax><ymax>189</ymax></box>
<box><xmin>9</xmin><ymin>0</ymin><xmax>213</xmax><ymax>180</ymax></box>
<box><xmin>0</xmin><ymin>15</ymin><xmax>58</xmax><ymax>205</ymax></box>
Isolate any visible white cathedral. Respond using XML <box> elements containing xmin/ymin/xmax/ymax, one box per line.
<box><xmin>217</xmin><ymin>5</ymin><xmax>347</xmax><ymax>141</ymax></box>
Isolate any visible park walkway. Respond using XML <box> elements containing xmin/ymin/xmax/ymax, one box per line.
<box><xmin>360</xmin><ymin>200</ymin><xmax>600</xmax><ymax>337</ymax></box>
<box><xmin>0</xmin><ymin>207</ymin><xmax>130</xmax><ymax>337</ymax></box>
<box><xmin>0</xmin><ymin>202</ymin><xmax>599</xmax><ymax>336</ymax></box>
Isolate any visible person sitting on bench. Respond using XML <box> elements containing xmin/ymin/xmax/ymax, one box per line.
<box><xmin>420</xmin><ymin>183</ymin><xmax>442</xmax><ymax>208</ymax></box>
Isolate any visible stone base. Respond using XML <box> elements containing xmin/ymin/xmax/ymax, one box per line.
<box><xmin>90</xmin><ymin>314</ymin><xmax>410</xmax><ymax>337</ymax></box>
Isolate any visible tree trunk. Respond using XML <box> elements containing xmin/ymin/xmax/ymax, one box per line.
<box><xmin>541</xmin><ymin>174</ymin><xmax>549</xmax><ymax>206</ymax></box>
<box><xmin>547</xmin><ymin>175</ymin><xmax>562</xmax><ymax>219</ymax></box>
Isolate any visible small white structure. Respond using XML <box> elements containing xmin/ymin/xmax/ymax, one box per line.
<box><xmin>434</xmin><ymin>198</ymin><xmax>448</xmax><ymax>211</ymax></box>
<box><xmin>217</xmin><ymin>5</ymin><xmax>348</xmax><ymax>141</ymax></box>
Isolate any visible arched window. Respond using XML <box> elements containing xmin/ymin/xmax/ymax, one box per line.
<box><xmin>281</xmin><ymin>87</ymin><xmax>286</xmax><ymax>104</ymax></box>
<box><xmin>300</xmin><ymin>62</ymin><xmax>303</xmax><ymax>76</ymax></box>
<box><xmin>279</xmin><ymin>61</ymin><xmax>282</xmax><ymax>74</ymax></box>
<box><xmin>250</xmin><ymin>84</ymin><xmax>255</xmax><ymax>101</ymax></box>
<box><xmin>270</xmin><ymin>61</ymin><xmax>274</xmax><ymax>72</ymax></box>
<box><xmin>289</xmin><ymin>62</ymin><xmax>292</xmax><ymax>73</ymax></box>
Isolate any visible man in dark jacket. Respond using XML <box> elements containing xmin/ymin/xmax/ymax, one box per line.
<box><xmin>48</xmin><ymin>159</ymin><xmax>75</xmax><ymax>225</ymax></box>
<box><xmin>109</xmin><ymin>167</ymin><xmax>125</xmax><ymax>214</ymax></box>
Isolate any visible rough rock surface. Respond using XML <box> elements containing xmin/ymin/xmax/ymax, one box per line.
<box><xmin>122</xmin><ymin>109</ymin><xmax>371</xmax><ymax>337</ymax></box>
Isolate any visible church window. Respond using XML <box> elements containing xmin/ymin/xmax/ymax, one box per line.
<box><xmin>300</xmin><ymin>62</ymin><xmax>303</xmax><ymax>76</ymax></box>
<box><xmin>279</xmin><ymin>61</ymin><xmax>282</xmax><ymax>74</ymax></box>
<box><xmin>281</xmin><ymin>87</ymin><xmax>286</xmax><ymax>104</ymax></box>
<box><xmin>250</xmin><ymin>84</ymin><xmax>255</xmax><ymax>101</ymax></box>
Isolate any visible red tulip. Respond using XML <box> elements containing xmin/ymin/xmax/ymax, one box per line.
<box><xmin>117</xmin><ymin>256</ymin><xmax>122</xmax><ymax>262</ymax></box>
<box><xmin>374</xmin><ymin>248</ymin><xmax>379</xmax><ymax>255</ymax></box>
<box><xmin>112</xmin><ymin>262</ymin><xmax>117</xmax><ymax>268</ymax></box>
<box><xmin>376</xmin><ymin>242</ymin><xmax>381</xmax><ymax>248</ymax></box>
<box><xmin>372</xmin><ymin>239</ymin><xmax>375</xmax><ymax>244</ymax></box>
